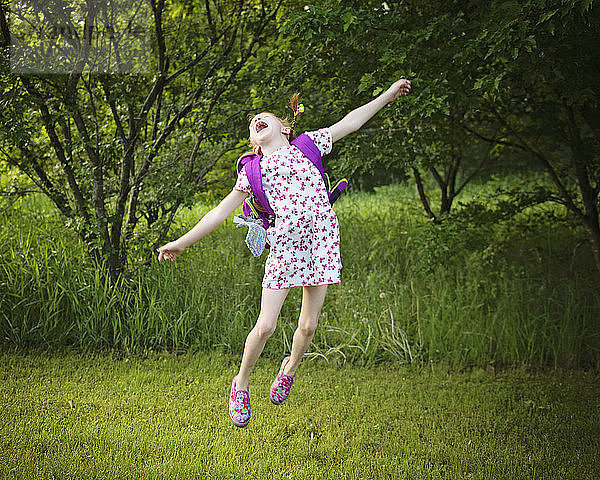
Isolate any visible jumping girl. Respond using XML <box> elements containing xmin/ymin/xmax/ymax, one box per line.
<box><xmin>157</xmin><ymin>78</ymin><xmax>411</xmax><ymax>427</ymax></box>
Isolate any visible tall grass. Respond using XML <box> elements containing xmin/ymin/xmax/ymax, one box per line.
<box><xmin>1</xmin><ymin>184</ymin><xmax>598</xmax><ymax>368</ymax></box>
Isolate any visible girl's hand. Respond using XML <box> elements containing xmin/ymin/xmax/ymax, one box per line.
<box><xmin>384</xmin><ymin>78</ymin><xmax>411</xmax><ymax>103</ymax></box>
<box><xmin>156</xmin><ymin>241</ymin><xmax>186</xmax><ymax>262</ymax></box>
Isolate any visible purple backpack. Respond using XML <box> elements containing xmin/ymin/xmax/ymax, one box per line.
<box><xmin>236</xmin><ymin>133</ymin><xmax>348</xmax><ymax>230</ymax></box>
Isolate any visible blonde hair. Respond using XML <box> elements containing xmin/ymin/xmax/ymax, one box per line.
<box><xmin>248</xmin><ymin>93</ymin><xmax>301</xmax><ymax>152</ymax></box>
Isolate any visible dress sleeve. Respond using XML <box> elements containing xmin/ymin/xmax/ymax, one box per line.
<box><xmin>305</xmin><ymin>128</ymin><xmax>333</xmax><ymax>156</ymax></box>
<box><xmin>234</xmin><ymin>166</ymin><xmax>252</xmax><ymax>193</ymax></box>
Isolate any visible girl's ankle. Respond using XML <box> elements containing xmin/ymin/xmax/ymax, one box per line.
<box><xmin>235</xmin><ymin>375</ymin><xmax>250</xmax><ymax>392</ymax></box>
<box><xmin>284</xmin><ymin>362</ymin><xmax>297</xmax><ymax>377</ymax></box>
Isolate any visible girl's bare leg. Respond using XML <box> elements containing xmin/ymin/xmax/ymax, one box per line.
<box><xmin>284</xmin><ymin>284</ymin><xmax>328</xmax><ymax>377</ymax></box>
<box><xmin>235</xmin><ymin>287</ymin><xmax>290</xmax><ymax>391</ymax></box>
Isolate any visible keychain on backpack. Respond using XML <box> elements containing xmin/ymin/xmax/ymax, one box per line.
<box><xmin>233</xmin><ymin>214</ymin><xmax>269</xmax><ymax>257</ymax></box>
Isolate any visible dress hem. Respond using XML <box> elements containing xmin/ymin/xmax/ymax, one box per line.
<box><xmin>261</xmin><ymin>279</ymin><xmax>341</xmax><ymax>290</ymax></box>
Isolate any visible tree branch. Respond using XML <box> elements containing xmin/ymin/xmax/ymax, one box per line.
<box><xmin>65</xmin><ymin>3</ymin><xmax>96</xmax><ymax>102</ymax></box>
<box><xmin>20</xmin><ymin>76</ymin><xmax>91</xmax><ymax>223</ymax></box>
<box><xmin>205</xmin><ymin>0</ymin><xmax>217</xmax><ymax>42</ymax></box>
<box><xmin>82</xmin><ymin>73</ymin><xmax>100</xmax><ymax>155</ymax></box>
<box><xmin>150</xmin><ymin>0</ymin><xmax>168</xmax><ymax>73</ymax></box>
<box><xmin>101</xmin><ymin>79</ymin><xmax>127</xmax><ymax>145</ymax></box>
<box><xmin>453</xmin><ymin>114</ymin><xmax>525</xmax><ymax>151</ymax></box>
<box><xmin>564</xmin><ymin>101</ymin><xmax>599</xmax><ymax>218</ymax></box>
<box><xmin>0</xmin><ymin>144</ymin><xmax>73</xmax><ymax>219</ymax></box>
<box><xmin>0</xmin><ymin>2</ymin><xmax>11</xmax><ymax>49</ymax></box>
<box><xmin>488</xmin><ymin>101</ymin><xmax>584</xmax><ymax>218</ymax></box>
<box><xmin>455</xmin><ymin>138</ymin><xmax>496</xmax><ymax>196</ymax></box>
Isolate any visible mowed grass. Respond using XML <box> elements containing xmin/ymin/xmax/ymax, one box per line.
<box><xmin>1</xmin><ymin>349</ymin><xmax>598</xmax><ymax>479</ymax></box>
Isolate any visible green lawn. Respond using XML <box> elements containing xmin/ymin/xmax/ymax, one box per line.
<box><xmin>1</xmin><ymin>349</ymin><xmax>598</xmax><ymax>479</ymax></box>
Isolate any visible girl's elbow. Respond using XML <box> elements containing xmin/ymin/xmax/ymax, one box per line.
<box><xmin>331</xmin><ymin>123</ymin><xmax>358</xmax><ymax>143</ymax></box>
<box><xmin>342</xmin><ymin>120</ymin><xmax>360</xmax><ymax>136</ymax></box>
<box><xmin>341</xmin><ymin>124</ymin><xmax>360</xmax><ymax>141</ymax></box>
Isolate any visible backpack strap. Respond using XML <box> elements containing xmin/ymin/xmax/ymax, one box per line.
<box><xmin>291</xmin><ymin>133</ymin><xmax>325</xmax><ymax>180</ymax></box>
<box><xmin>236</xmin><ymin>152</ymin><xmax>274</xmax><ymax>229</ymax></box>
<box><xmin>292</xmin><ymin>133</ymin><xmax>348</xmax><ymax>203</ymax></box>
<box><xmin>236</xmin><ymin>152</ymin><xmax>254</xmax><ymax>173</ymax></box>
<box><xmin>244</xmin><ymin>155</ymin><xmax>274</xmax><ymax>217</ymax></box>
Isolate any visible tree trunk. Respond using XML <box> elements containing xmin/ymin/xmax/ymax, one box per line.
<box><xmin>583</xmin><ymin>216</ymin><xmax>600</xmax><ymax>275</ymax></box>
<box><xmin>565</xmin><ymin>104</ymin><xmax>600</xmax><ymax>275</ymax></box>
<box><xmin>412</xmin><ymin>167</ymin><xmax>436</xmax><ymax>221</ymax></box>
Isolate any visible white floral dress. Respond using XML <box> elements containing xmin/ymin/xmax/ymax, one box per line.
<box><xmin>234</xmin><ymin>128</ymin><xmax>342</xmax><ymax>289</ymax></box>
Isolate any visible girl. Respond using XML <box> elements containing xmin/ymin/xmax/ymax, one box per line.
<box><xmin>157</xmin><ymin>78</ymin><xmax>411</xmax><ymax>427</ymax></box>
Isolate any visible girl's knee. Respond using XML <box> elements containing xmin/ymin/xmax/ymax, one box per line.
<box><xmin>299</xmin><ymin>318</ymin><xmax>318</xmax><ymax>337</ymax></box>
<box><xmin>255</xmin><ymin>316</ymin><xmax>277</xmax><ymax>338</ymax></box>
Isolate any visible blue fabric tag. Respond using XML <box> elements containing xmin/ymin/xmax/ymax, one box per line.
<box><xmin>233</xmin><ymin>214</ymin><xmax>267</xmax><ymax>256</ymax></box>
<box><xmin>245</xmin><ymin>223</ymin><xmax>267</xmax><ymax>257</ymax></box>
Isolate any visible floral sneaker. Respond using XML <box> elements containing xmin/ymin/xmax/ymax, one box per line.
<box><xmin>270</xmin><ymin>356</ymin><xmax>295</xmax><ymax>405</ymax></box>
<box><xmin>229</xmin><ymin>377</ymin><xmax>251</xmax><ymax>428</ymax></box>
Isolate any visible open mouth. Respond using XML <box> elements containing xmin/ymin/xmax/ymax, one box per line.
<box><xmin>255</xmin><ymin>120</ymin><xmax>268</xmax><ymax>133</ymax></box>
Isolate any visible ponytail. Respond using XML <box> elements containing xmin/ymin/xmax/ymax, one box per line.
<box><xmin>289</xmin><ymin>92</ymin><xmax>304</xmax><ymax>139</ymax></box>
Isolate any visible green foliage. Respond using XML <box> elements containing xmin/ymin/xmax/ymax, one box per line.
<box><xmin>2</xmin><ymin>0</ymin><xmax>599</xmax><ymax>279</ymax></box>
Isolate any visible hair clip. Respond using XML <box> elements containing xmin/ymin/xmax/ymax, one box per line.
<box><xmin>294</xmin><ymin>104</ymin><xmax>304</xmax><ymax>116</ymax></box>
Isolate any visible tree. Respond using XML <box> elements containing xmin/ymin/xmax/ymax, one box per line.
<box><xmin>0</xmin><ymin>0</ymin><xmax>284</xmax><ymax>280</ymax></box>
<box><xmin>453</xmin><ymin>0</ymin><xmax>600</xmax><ymax>273</ymax></box>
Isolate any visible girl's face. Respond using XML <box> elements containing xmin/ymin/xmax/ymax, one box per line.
<box><xmin>248</xmin><ymin>112</ymin><xmax>285</xmax><ymax>146</ymax></box>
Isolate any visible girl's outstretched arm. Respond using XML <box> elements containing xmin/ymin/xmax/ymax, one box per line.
<box><xmin>329</xmin><ymin>78</ymin><xmax>411</xmax><ymax>143</ymax></box>
<box><xmin>157</xmin><ymin>189</ymin><xmax>249</xmax><ymax>262</ymax></box>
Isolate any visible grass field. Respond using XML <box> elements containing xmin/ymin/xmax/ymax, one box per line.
<box><xmin>1</xmin><ymin>349</ymin><xmax>599</xmax><ymax>479</ymax></box>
